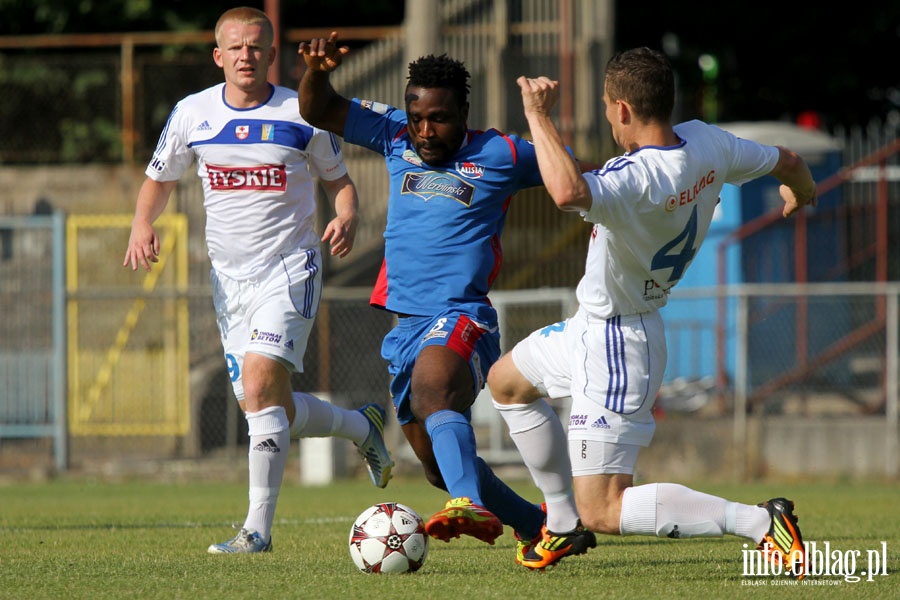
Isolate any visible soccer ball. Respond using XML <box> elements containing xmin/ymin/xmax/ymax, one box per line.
<box><xmin>349</xmin><ymin>502</ymin><xmax>429</xmax><ymax>574</ymax></box>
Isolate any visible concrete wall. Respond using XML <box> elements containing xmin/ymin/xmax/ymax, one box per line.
<box><xmin>638</xmin><ymin>415</ymin><xmax>895</xmax><ymax>482</ymax></box>
<box><xmin>1</xmin><ymin>165</ymin><xmax>143</xmax><ymax>215</ymax></box>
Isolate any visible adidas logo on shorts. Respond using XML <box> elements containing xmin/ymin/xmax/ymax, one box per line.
<box><xmin>253</xmin><ymin>438</ymin><xmax>281</xmax><ymax>453</ymax></box>
<box><xmin>591</xmin><ymin>416</ymin><xmax>611</xmax><ymax>429</ymax></box>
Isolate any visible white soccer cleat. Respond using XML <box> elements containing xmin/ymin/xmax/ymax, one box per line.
<box><xmin>355</xmin><ymin>403</ymin><xmax>395</xmax><ymax>488</ymax></box>
<box><xmin>207</xmin><ymin>527</ymin><xmax>272</xmax><ymax>554</ymax></box>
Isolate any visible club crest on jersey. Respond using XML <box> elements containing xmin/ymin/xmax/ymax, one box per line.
<box><xmin>360</xmin><ymin>99</ymin><xmax>389</xmax><ymax>114</ymax></box>
<box><xmin>401</xmin><ymin>171</ymin><xmax>475</xmax><ymax>206</ymax></box>
<box><xmin>235</xmin><ymin>125</ymin><xmax>250</xmax><ymax>140</ymax></box>
<box><xmin>455</xmin><ymin>161</ymin><xmax>485</xmax><ymax>179</ymax></box>
<box><xmin>402</xmin><ymin>149</ymin><xmax>423</xmax><ymax>167</ymax></box>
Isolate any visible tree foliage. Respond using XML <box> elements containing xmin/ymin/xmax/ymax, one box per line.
<box><xmin>1</xmin><ymin>0</ymin><xmax>896</xmax><ymax>164</ymax></box>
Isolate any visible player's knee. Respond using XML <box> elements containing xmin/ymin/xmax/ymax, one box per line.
<box><xmin>486</xmin><ymin>357</ymin><xmax>523</xmax><ymax>405</ymax></box>
<box><xmin>580</xmin><ymin>508</ymin><xmax>621</xmax><ymax>535</ymax></box>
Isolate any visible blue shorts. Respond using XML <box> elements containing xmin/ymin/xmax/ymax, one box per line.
<box><xmin>382</xmin><ymin>308</ymin><xmax>500</xmax><ymax>425</ymax></box>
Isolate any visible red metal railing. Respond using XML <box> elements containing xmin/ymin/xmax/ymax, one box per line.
<box><xmin>716</xmin><ymin>137</ymin><xmax>900</xmax><ymax>406</ymax></box>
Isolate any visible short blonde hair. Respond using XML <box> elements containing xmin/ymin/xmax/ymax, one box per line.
<box><xmin>214</xmin><ymin>7</ymin><xmax>274</xmax><ymax>47</ymax></box>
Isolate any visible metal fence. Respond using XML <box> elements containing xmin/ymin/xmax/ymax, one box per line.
<box><xmin>1</xmin><ymin>2</ymin><xmax>898</xmax><ymax>479</ymax></box>
<box><xmin>0</xmin><ymin>214</ymin><xmax>66</xmax><ymax>470</ymax></box>
<box><xmin>0</xmin><ymin>0</ymin><xmax>613</xmax><ymax>165</ymax></box>
<box><xmin>2</xmin><ymin>214</ymin><xmax>898</xmax><ymax>478</ymax></box>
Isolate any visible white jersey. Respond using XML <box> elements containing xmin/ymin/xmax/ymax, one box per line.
<box><xmin>146</xmin><ymin>83</ymin><xmax>348</xmax><ymax>280</ymax></box>
<box><xmin>577</xmin><ymin>120</ymin><xmax>779</xmax><ymax>318</ymax></box>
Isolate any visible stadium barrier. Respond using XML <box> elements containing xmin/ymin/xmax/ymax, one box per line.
<box><xmin>1</xmin><ymin>215</ymin><xmax>898</xmax><ymax>480</ymax></box>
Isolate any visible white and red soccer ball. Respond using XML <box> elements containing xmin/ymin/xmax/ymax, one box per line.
<box><xmin>349</xmin><ymin>502</ymin><xmax>429</xmax><ymax>574</ymax></box>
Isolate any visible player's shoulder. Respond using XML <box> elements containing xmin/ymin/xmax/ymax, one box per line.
<box><xmin>268</xmin><ymin>84</ymin><xmax>299</xmax><ymax>104</ymax></box>
<box><xmin>674</xmin><ymin>119</ymin><xmax>736</xmax><ymax>145</ymax></box>
<box><xmin>177</xmin><ymin>83</ymin><xmax>225</xmax><ymax>107</ymax></box>
<box><xmin>347</xmin><ymin>98</ymin><xmax>406</xmax><ymax>136</ymax></box>
<box><xmin>467</xmin><ymin>128</ymin><xmax>534</xmax><ymax>161</ymax></box>
<box><xmin>263</xmin><ymin>85</ymin><xmax>309</xmax><ymax>120</ymax></box>
<box><xmin>473</xmin><ymin>127</ymin><xmax>524</xmax><ymax>145</ymax></box>
<box><xmin>165</xmin><ymin>84</ymin><xmax>224</xmax><ymax>127</ymax></box>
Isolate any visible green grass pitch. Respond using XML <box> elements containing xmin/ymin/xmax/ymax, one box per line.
<box><xmin>1</xmin><ymin>476</ymin><xmax>898</xmax><ymax>599</ymax></box>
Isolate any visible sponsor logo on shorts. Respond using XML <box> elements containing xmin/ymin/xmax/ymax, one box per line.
<box><xmin>472</xmin><ymin>353</ymin><xmax>484</xmax><ymax>390</ymax></box>
<box><xmin>570</xmin><ymin>414</ymin><xmax>589</xmax><ymax>427</ymax></box>
<box><xmin>250</xmin><ymin>329</ymin><xmax>282</xmax><ymax>345</ymax></box>
<box><xmin>423</xmin><ymin>317</ymin><xmax>450</xmax><ymax>343</ymax></box>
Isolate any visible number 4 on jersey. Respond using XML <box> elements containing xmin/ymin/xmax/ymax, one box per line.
<box><xmin>650</xmin><ymin>204</ymin><xmax>698</xmax><ymax>284</ymax></box>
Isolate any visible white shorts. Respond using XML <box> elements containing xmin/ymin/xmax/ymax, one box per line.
<box><xmin>569</xmin><ymin>440</ymin><xmax>641</xmax><ymax>476</ymax></box>
<box><xmin>511</xmin><ymin>307</ymin><xmax>666</xmax><ymax>447</ymax></box>
<box><xmin>211</xmin><ymin>249</ymin><xmax>322</xmax><ymax>401</ymax></box>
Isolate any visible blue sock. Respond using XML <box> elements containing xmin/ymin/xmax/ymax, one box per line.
<box><xmin>477</xmin><ymin>458</ymin><xmax>545</xmax><ymax>539</ymax></box>
<box><xmin>425</xmin><ymin>410</ymin><xmax>482</xmax><ymax>504</ymax></box>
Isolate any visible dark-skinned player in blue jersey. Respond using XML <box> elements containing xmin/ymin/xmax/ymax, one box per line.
<box><xmin>298</xmin><ymin>32</ymin><xmax>599</xmax><ymax>565</ymax></box>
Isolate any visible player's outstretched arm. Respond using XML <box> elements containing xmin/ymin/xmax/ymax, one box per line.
<box><xmin>518</xmin><ymin>75</ymin><xmax>592</xmax><ymax>212</ymax></box>
<box><xmin>298</xmin><ymin>31</ymin><xmax>352</xmax><ymax>136</ymax></box>
<box><xmin>770</xmin><ymin>146</ymin><xmax>817</xmax><ymax>218</ymax></box>
<box><xmin>123</xmin><ymin>178</ymin><xmax>177</xmax><ymax>272</ymax></box>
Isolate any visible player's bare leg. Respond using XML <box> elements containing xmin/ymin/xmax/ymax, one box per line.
<box><xmin>581</xmin><ymin>470</ymin><xmax>805</xmax><ymax>577</ymax></box>
<box><xmin>209</xmin><ymin>353</ymin><xmax>290</xmax><ymax>553</ymax></box>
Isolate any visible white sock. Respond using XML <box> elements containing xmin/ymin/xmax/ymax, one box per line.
<box><xmin>244</xmin><ymin>406</ymin><xmax>290</xmax><ymax>542</ymax></box>
<box><xmin>621</xmin><ymin>483</ymin><xmax>766</xmax><ymax>540</ymax></box>
<box><xmin>736</xmin><ymin>504</ymin><xmax>773</xmax><ymax>543</ymax></box>
<box><xmin>493</xmin><ymin>398</ymin><xmax>580</xmax><ymax>532</ymax></box>
<box><xmin>289</xmin><ymin>392</ymin><xmax>369</xmax><ymax>443</ymax></box>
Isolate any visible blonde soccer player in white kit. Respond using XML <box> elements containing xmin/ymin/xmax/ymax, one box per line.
<box><xmin>489</xmin><ymin>47</ymin><xmax>817</xmax><ymax>575</ymax></box>
<box><xmin>123</xmin><ymin>7</ymin><xmax>393</xmax><ymax>554</ymax></box>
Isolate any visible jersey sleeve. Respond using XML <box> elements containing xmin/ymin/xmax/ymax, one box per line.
<box><xmin>145</xmin><ymin>102</ymin><xmax>196</xmax><ymax>181</ymax></box>
<box><xmin>580</xmin><ymin>157</ymin><xmax>646</xmax><ymax>225</ymax></box>
<box><xmin>508</xmin><ymin>135</ymin><xmax>546</xmax><ymax>189</ymax></box>
<box><xmin>715</xmin><ymin>126</ymin><xmax>779</xmax><ymax>186</ymax></box>
<box><xmin>343</xmin><ymin>98</ymin><xmax>407</xmax><ymax>156</ymax></box>
<box><xmin>306</xmin><ymin>130</ymin><xmax>348</xmax><ymax>181</ymax></box>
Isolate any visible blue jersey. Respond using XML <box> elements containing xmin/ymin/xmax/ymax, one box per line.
<box><xmin>344</xmin><ymin>99</ymin><xmax>544</xmax><ymax>319</ymax></box>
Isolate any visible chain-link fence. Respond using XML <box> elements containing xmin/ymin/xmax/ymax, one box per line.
<box><xmin>3</xmin><ymin>219</ymin><xmax>899</xmax><ymax>478</ymax></box>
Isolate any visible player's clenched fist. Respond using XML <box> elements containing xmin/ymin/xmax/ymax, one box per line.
<box><xmin>517</xmin><ymin>76</ymin><xmax>559</xmax><ymax>116</ymax></box>
<box><xmin>299</xmin><ymin>31</ymin><xmax>349</xmax><ymax>72</ymax></box>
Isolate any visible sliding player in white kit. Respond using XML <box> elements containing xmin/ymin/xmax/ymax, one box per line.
<box><xmin>489</xmin><ymin>48</ymin><xmax>817</xmax><ymax>575</ymax></box>
<box><xmin>123</xmin><ymin>7</ymin><xmax>393</xmax><ymax>554</ymax></box>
